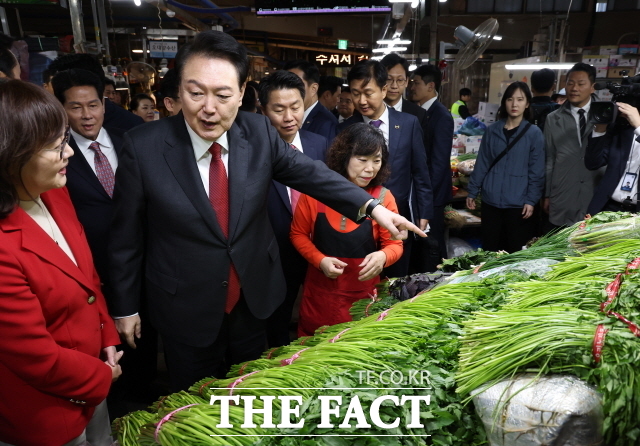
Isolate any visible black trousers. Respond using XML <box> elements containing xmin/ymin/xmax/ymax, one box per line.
<box><xmin>161</xmin><ymin>294</ymin><xmax>266</xmax><ymax>392</ymax></box>
<box><xmin>266</xmin><ymin>262</ymin><xmax>305</xmax><ymax>348</ymax></box>
<box><xmin>409</xmin><ymin>205</ymin><xmax>446</xmax><ymax>273</ymax></box>
<box><xmin>481</xmin><ymin>202</ymin><xmax>537</xmax><ymax>253</ymax></box>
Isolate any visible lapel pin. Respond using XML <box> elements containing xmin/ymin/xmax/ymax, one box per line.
<box><xmin>395</xmin><ymin>125</ymin><xmax>400</xmax><ymax>129</ymax></box>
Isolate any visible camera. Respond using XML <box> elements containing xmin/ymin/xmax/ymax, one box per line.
<box><xmin>622</xmin><ymin>196</ymin><xmax>640</xmax><ymax>212</ymax></box>
<box><xmin>590</xmin><ymin>72</ymin><xmax>640</xmax><ymax>126</ymax></box>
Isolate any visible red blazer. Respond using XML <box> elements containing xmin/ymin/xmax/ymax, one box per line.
<box><xmin>0</xmin><ymin>187</ymin><xmax>120</xmax><ymax>446</ymax></box>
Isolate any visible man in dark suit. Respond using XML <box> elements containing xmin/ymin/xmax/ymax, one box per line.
<box><xmin>409</xmin><ymin>64</ymin><xmax>455</xmax><ymax>269</ymax></box>
<box><xmin>338</xmin><ymin>60</ymin><xmax>433</xmax><ymax>278</ymax></box>
<box><xmin>52</xmin><ymin>69</ymin><xmax>158</xmax><ymax>411</ymax></box>
<box><xmin>381</xmin><ymin>55</ymin><xmax>444</xmax><ymax>271</ymax></box>
<box><xmin>48</xmin><ymin>53</ymin><xmax>144</xmax><ymax>131</ymax></box>
<box><xmin>284</xmin><ymin>60</ymin><xmax>337</xmax><ymax>141</ymax></box>
<box><xmin>586</xmin><ymin>102</ymin><xmax>640</xmax><ymax>215</ymax></box>
<box><xmin>109</xmin><ymin>31</ymin><xmax>424</xmax><ymax>392</ymax></box>
<box><xmin>258</xmin><ymin>70</ymin><xmax>329</xmax><ymax>347</ymax></box>
<box><xmin>380</xmin><ymin>54</ymin><xmax>428</xmax><ymax>131</ymax></box>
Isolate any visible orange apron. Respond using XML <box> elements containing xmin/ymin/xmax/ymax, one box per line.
<box><xmin>297</xmin><ymin>186</ymin><xmax>384</xmax><ymax>337</ymax></box>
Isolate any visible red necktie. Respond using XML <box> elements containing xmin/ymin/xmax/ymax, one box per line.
<box><xmin>89</xmin><ymin>141</ymin><xmax>115</xmax><ymax>198</ymax></box>
<box><xmin>289</xmin><ymin>143</ymin><xmax>301</xmax><ymax>213</ymax></box>
<box><xmin>208</xmin><ymin>142</ymin><xmax>241</xmax><ymax>313</ymax></box>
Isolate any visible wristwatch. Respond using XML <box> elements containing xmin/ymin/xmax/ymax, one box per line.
<box><xmin>365</xmin><ymin>199</ymin><xmax>381</xmax><ymax>218</ymax></box>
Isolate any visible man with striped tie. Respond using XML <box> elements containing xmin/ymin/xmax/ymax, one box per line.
<box><xmin>258</xmin><ymin>70</ymin><xmax>330</xmax><ymax>347</ymax></box>
<box><xmin>53</xmin><ymin>69</ymin><xmax>159</xmax><ymax>410</ymax></box>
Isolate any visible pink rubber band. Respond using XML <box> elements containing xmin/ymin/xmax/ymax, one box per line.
<box><xmin>330</xmin><ymin>328</ymin><xmax>351</xmax><ymax>343</ymax></box>
<box><xmin>377</xmin><ymin>310</ymin><xmax>390</xmax><ymax>321</ymax></box>
<box><xmin>280</xmin><ymin>348</ymin><xmax>309</xmax><ymax>366</ymax></box>
<box><xmin>154</xmin><ymin>404</ymin><xmax>198</xmax><ymax>442</ymax></box>
<box><xmin>227</xmin><ymin>370</ymin><xmax>260</xmax><ymax>396</ymax></box>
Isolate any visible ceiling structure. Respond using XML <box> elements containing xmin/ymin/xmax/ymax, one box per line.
<box><xmin>2</xmin><ymin>0</ymin><xmax>640</xmax><ymax>66</ymax></box>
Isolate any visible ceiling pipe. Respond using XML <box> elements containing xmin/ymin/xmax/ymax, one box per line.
<box><xmin>166</xmin><ymin>0</ymin><xmax>250</xmax><ymax>15</ymax></box>
<box><xmin>190</xmin><ymin>0</ymin><xmax>240</xmax><ymax>32</ymax></box>
<box><xmin>143</xmin><ymin>0</ymin><xmax>208</xmax><ymax>32</ymax></box>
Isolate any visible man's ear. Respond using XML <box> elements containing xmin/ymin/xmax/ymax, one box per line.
<box><xmin>310</xmin><ymin>82</ymin><xmax>319</xmax><ymax>97</ymax></box>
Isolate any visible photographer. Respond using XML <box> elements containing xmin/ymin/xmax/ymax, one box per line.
<box><xmin>585</xmin><ymin>102</ymin><xmax>640</xmax><ymax>214</ymax></box>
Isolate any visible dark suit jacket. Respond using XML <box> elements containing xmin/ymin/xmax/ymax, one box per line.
<box><xmin>103</xmin><ymin>98</ymin><xmax>144</xmax><ymax>132</ymax></box>
<box><xmin>108</xmin><ymin>111</ymin><xmax>371</xmax><ymax>347</ymax></box>
<box><xmin>302</xmin><ymin>102</ymin><xmax>338</xmax><ymax>141</ymax></box>
<box><xmin>338</xmin><ymin>107</ymin><xmax>434</xmax><ymax>220</ymax></box>
<box><xmin>267</xmin><ymin>130</ymin><xmax>328</xmax><ymax>276</ymax></box>
<box><xmin>585</xmin><ymin>126</ymin><xmax>639</xmax><ymax>215</ymax></box>
<box><xmin>66</xmin><ymin>127</ymin><xmax>124</xmax><ymax>300</ymax></box>
<box><xmin>423</xmin><ymin>100</ymin><xmax>454</xmax><ymax>206</ymax></box>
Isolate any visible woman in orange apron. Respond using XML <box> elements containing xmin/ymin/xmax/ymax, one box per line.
<box><xmin>291</xmin><ymin>123</ymin><xmax>403</xmax><ymax>337</ymax></box>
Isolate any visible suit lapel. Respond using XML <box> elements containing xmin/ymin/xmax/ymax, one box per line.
<box><xmin>227</xmin><ymin>123</ymin><xmax>249</xmax><ymax>240</ymax></box>
<box><xmin>67</xmin><ymin>136</ymin><xmax>111</xmax><ymax>199</ymax></box>
<box><xmin>2</xmin><ymin>192</ymin><xmax>96</xmax><ymax>292</ymax></box>
<box><xmin>163</xmin><ymin>119</ymin><xmax>226</xmax><ymax>240</ymax></box>
<box><xmin>387</xmin><ymin>108</ymin><xmax>400</xmax><ymax>167</ymax></box>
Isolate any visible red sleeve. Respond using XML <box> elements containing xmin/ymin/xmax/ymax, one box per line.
<box><xmin>290</xmin><ymin>194</ymin><xmax>326</xmax><ymax>269</ymax></box>
<box><xmin>374</xmin><ymin>190</ymin><xmax>404</xmax><ymax>267</ymax></box>
<box><xmin>0</xmin><ymin>249</ymin><xmax>113</xmax><ymax>407</ymax></box>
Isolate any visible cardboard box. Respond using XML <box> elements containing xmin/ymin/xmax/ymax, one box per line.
<box><xmin>608</xmin><ymin>55</ymin><xmax>638</xmax><ymax>67</ymax></box>
<box><xmin>599</xmin><ymin>45</ymin><xmax>619</xmax><ymax>55</ymax></box>
<box><xmin>477</xmin><ymin>101</ymin><xmax>499</xmax><ymax>121</ymax></box>
<box><xmin>464</xmin><ymin>136</ymin><xmax>483</xmax><ymax>146</ymax></box>
<box><xmin>465</xmin><ymin>143</ymin><xmax>481</xmax><ymax>154</ymax></box>
<box><xmin>608</xmin><ymin>67</ymin><xmax>630</xmax><ymax>78</ymax></box>
<box><xmin>583</xmin><ymin>56</ymin><xmax>609</xmax><ymax>68</ymax></box>
<box><xmin>619</xmin><ymin>44</ymin><xmax>639</xmax><ymax>54</ymax></box>
<box><xmin>596</xmin><ymin>68</ymin><xmax>608</xmax><ymax>78</ymax></box>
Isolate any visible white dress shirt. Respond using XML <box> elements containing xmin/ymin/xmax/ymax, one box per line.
<box><xmin>303</xmin><ymin>100</ymin><xmax>319</xmax><ymax>123</ymax></box>
<box><xmin>186</xmin><ymin>120</ymin><xmax>230</xmax><ymax>197</ymax></box>
<box><xmin>570</xmin><ymin>100</ymin><xmax>591</xmax><ymax>143</ymax></box>
<box><xmin>70</xmin><ymin>127</ymin><xmax>118</xmax><ymax>174</ymax></box>
<box><xmin>611</xmin><ymin>126</ymin><xmax>640</xmax><ymax>203</ymax></box>
<box><xmin>391</xmin><ymin>97</ymin><xmax>403</xmax><ymax>112</ymax></box>
<box><xmin>362</xmin><ymin>106</ymin><xmax>390</xmax><ymax>144</ymax></box>
<box><xmin>286</xmin><ymin>132</ymin><xmax>304</xmax><ymax>204</ymax></box>
<box><xmin>421</xmin><ymin>93</ymin><xmax>438</xmax><ymax>112</ymax></box>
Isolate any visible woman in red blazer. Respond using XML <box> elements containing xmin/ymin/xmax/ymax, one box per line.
<box><xmin>0</xmin><ymin>80</ymin><xmax>121</xmax><ymax>446</ymax></box>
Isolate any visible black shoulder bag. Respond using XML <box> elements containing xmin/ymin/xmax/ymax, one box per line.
<box><xmin>484</xmin><ymin>122</ymin><xmax>532</xmax><ymax>178</ymax></box>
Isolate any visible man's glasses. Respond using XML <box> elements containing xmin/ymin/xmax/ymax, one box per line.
<box><xmin>43</xmin><ymin>126</ymin><xmax>70</xmax><ymax>159</ymax></box>
<box><xmin>387</xmin><ymin>77</ymin><xmax>407</xmax><ymax>87</ymax></box>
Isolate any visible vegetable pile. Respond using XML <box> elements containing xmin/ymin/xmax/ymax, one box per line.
<box><xmin>113</xmin><ymin>213</ymin><xmax>640</xmax><ymax>446</ymax></box>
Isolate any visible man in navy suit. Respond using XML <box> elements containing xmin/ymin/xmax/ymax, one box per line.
<box><xmin>52</xmin><ymin>69</ymin><xmax>158</xmax><ymax>410</ymax></box>
<box><xmin>285</xmin><ymin>60</ymin><xmax>337</xmax><ymax>141</ymax></box>
<box><xmin>339</xmin><ymin>60</ymin><xmax>433</xmax><ymax>278</ymax></box>
<box><xmin>410</xmin><ymin>64</ymin><xmax>454</xmax><ymax>268</ymax></box>
<box><xmin>259</xmin><ymin>71</ymin><xmax>329</xmax><ymax>347</ymax></box>
<box><xmin>381</xmin><ymin>54</ymin><xmax>428</xmax><ymax>134</ymax></box>
<box><xmin>586</xmin><ymin>103</ymin><xmax>640</xmax><ymax>215</ymax></box>
<box><xmin>48</xmin><ymin>53</ymin><xmax>144</xmax><ymax>132</ymax></box>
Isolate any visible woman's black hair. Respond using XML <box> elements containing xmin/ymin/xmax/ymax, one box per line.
<box><xmin>130</xmin><ymin>93</ymin><xmax>154</xmax><ymax>112</ymax></box>
<box><xmin>326</xmin><ymin>123</ymin><xmax>390</xmax><ymax>187</ymax></box>
<box><xmin>498</xmin><ymin>81</ymin><xmax>532</xmax><ymax>121</ymax></box>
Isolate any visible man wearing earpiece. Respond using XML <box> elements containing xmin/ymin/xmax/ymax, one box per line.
<box><xmin>585</xmin><ymin>102</ymin><xmax>640</xmax><ymax>214</ymax></box>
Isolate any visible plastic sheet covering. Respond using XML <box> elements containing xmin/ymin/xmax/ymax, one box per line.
<box><xmin>449</xmin><ymin>258</ymin><xmax>559</xmax><ymax>283</ymax></box>
<box><xmin>472</xmin><ymin>374</ymin><xmax>604</xmax><ymax>446</ymax></box>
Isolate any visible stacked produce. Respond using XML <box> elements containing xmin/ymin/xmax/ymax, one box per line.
<box><xmin>113</xmin><ymin>213</ymin><xmax>640</xmax><ymax>446</ymax></box>
<box><xmin>457</xmin><ymin>239</ymin><xmax>640</xmax><ymax>445</ymax></box>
